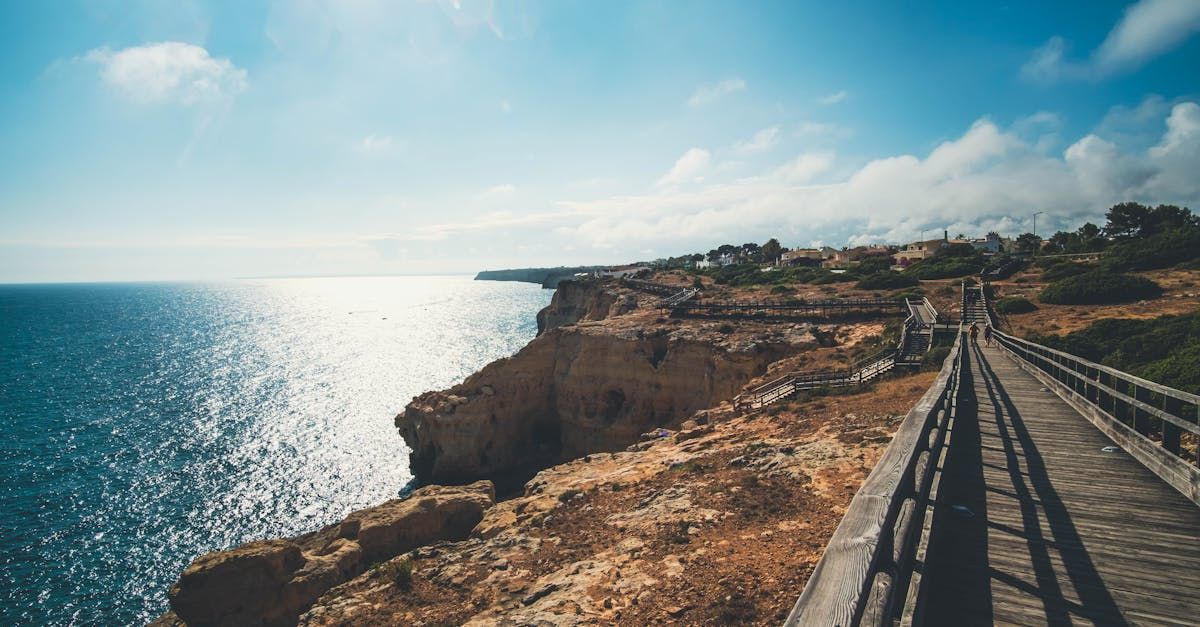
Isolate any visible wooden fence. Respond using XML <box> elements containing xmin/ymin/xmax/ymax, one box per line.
<box><xmin>784</xmin><ymin>327</ymin><xmax>966</xmax><ymax>625</ymax></box>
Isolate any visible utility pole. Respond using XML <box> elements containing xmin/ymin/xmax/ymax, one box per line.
<box><xmin>1032</xmin><ymin>211</ymin><xmax>1045</xmax><ymax>257</ymax></box>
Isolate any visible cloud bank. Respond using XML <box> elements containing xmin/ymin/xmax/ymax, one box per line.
<box><xmin>1023</xmin><ymin>0</ymin><xmax>1200</xmax><ymax>81</ymax></box>
<box><xmin>548</xmin><ymin>101</ymin><xmax>1200</xmax><ymax>251</ymax></box>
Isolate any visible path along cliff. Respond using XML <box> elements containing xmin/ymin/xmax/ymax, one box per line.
<box><xmin>158</xmin><ymin>274</ymin><xmax>933</xmax><ymax>626</ymax></box>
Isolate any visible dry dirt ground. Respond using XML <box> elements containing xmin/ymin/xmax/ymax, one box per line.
<box><xmin>300</xmin><ymin>373</ymin><xmax>936</xmax><ymax>626</ymax></box>
<box><xmin>990</xmin><ymin>267</ymin><xmax>1200</xmax><ymax>337</ymax></box>
<box><xmin>295</xmin><ymin>273</ymin><xmax>947</xmax><ymax>625</ymax></box>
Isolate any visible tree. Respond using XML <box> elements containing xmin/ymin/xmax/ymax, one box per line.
<box><xmin>1104</xmin><ymin>202</ymin><xmax>1197</xmax><ymax>239</ymax></box>
<box><xmin>1145</xmin><ymin>204</ymin><xmax>1198</xmax><ymax>235</ymax></box>
<box><xmin>1105</xmin><ymin>202</ymin><xmax>1150</xmax><ymax>239</ymax></box>
<box><xmin>1015</xmin><ymin>232</ymin><xmax>1042</xmax><ymax>254</ymax></box>
<box><xmin>1077</xmin><ymin>222</ymin><xmax>1101</xmax><ymax>240</ymax></box>
<box><xmin>761</xmin><ymin>238</ymin><xmax>783</xmax><ymax>263</ymax></box>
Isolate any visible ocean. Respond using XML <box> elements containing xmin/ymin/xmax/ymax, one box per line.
<box><xmin>0</xmin><ymin>276</ymin><xmax>551</xmax><ymax>625</ymax></box>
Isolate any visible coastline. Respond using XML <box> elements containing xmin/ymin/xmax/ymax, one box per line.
<box><xmin>155</xmin><ymin>274</ymin><xmax>933</xmax><ymax>625</ymax></box>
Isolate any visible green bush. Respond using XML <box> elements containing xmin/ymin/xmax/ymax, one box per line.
<box><xmin>904</xmin><ymin>259</ymin><xmax>982</xmax><ymax>280</ymax></box>
<box><xmin>1041</xmin><ymin>262</ymin><xmax>1094</xmax><ymax>282</ymax></box>
<box><xmin>994</xmin><ymin>296</ymin><xmax>1037</xmax><ymax>314</ymax></box>
<box><xmin>921</xmin><ymin>346</ymin><xmax>951</xmax><ymax>371</ymax></box>
<box><xmin>1039</xmin><ymin>272</ymin><xmax>1162</xmax><ymax>305</ymax></box>
<box><xmin>856</xmin><ymin>272</ymin><xmax>918</xmax><ymax>290</ymax></box>
<box><xmin>1102</xmin><ymin>227</ymin><xmax>1200</xmax><ymax>272</ymax></box>
<box><xmin>1034</xmin><ymin>312</ymin><xmax>1200</xmax><ymax>394</ymax></box>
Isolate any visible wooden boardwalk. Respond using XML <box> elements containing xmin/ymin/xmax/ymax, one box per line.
<box><xmin>924</xmin><ymin>341</ymin><xmax>1200</xmax><ymax>626</ymax></box>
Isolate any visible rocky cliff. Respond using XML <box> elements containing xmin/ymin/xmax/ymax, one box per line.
<box><xmin>535</xmin><ymin>279</ymin><xmax>637</xmax><ymax>334</ymax></box>
<box><xmin>397</xmin><ymin>299</ymin><xmax>810</xmax><ymax>485</ymax></box>
<box><xmin>474</xmin><ymin>266</ymin><xmax>600</xmax><ymax>288</ymax></box>
<box><xmin>159</xmin><ymin>482</ymin><xmax>495</xmax><ymax>627</ymax></box>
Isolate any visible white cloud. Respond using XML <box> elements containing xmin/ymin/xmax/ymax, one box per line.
<box><xmin>794</xmin><ymin>121</ymin><xmax>854</xmax><ymax>143</ymax></box>
<box><xmin>85</xmin><ymin>42</ymin><xmax>247</xmax><ymax>104</ymax></box>
<box><xmin>733</xmin><ymin>127</ymin><xmax>780</xmax><ymax>155</ymax></box>
<box><xmin>770</xmin><ymin>153</ymin><xmax>834</xmax><ymax>183</ymax></box>
<box><xmin>656</xmin><ymin>148</ymin><xmax>711</xmax><ymax>186</ymax></box>
<box><xmin>484</xmin><ymin>183</ymin><xmax>517</xmax><ymax>195</ymax></box>
<box><xmin>687</xmin><ymin>78</ymin><xmax>745</xmax><ymax>107</ymax></box>
<box><xmin>1022</xmin><ymin>0</ymin><xmax>1200</xmax><ymax>81</ymax></box>
<box><xmin>818</xmin><ymin>90</ymin><xmax>848</xmax><ymax>105</ymax></box>
<box><xmin>358</xmin><ymin>134</ymin><xmax>394</xmax><ymax>153</ymax></box>
<box><xmin>552</xmin><ymin>100</ymin><xmax>1200</xmax><ymax>250</ymax></box>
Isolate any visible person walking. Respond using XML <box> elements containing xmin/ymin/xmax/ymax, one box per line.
<box><xmin>969</xmin><ymin>322</ymin><xmax>979</xmax><ymax>344</ymax></box>
<box><xmin>983</xmin><ymin>324</ymin><xmax>993</xmax><ymax>347</ymax></box>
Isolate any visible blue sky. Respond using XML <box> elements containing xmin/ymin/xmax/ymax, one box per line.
<box><xmin>2</xmin><ymin>0</ymin><xmax>1199</xmax><ymax>282</ymax></box>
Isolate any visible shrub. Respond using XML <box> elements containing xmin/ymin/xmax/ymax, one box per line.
<box><xmin>994</xmin><ymin>296</ymin><xmax>1037</xmax><ymax>314</ymax></box>
<box><xmin>1135</xmin><ymin>344</ymin><xmax>1200</xmax><ymax>394</ymax></box>
<box><xmin>1041</xmin><ymin>262</ymin><xmax>1094</xmax><ymax>282</ymax></box>
<box><xmin>904</xmin><ymin>259</ymin><xmax>982</xmax><ymax>279</ymax></box>
<box><xmin>371</xmin><ymin>557</ymin><xmax>415</xmax><ymax>585</ymax></box>
<box><xmin>770</xmin><ymin>285</ymin><xmax>795</xmax><ymax>295</ymax></box>
<box><xmin>1101</xmin><ymin>227</ymin><xmax>1200</xmax><ymax>272</ymax></box>
<box><xmin>1039</xmin><ymin>272</ymin><xmax>1162</xmax><ymax>305</ymax></box>
<box><xmin>921</xmin><ymin>346</ymin><xmax>951</xmax><ymax>371</ymax></box>
<box><xmin>856</xmin><ymin>272</ymin><xmax>918</xmax><ymax>290</ymax></box>
<box><xmin>1035</xmin><ymin>312</ymin><xmax>1200</xmax><ymax>394</ymax></box>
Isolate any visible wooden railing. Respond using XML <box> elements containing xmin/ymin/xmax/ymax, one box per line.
<box><xmin>733</xmin><ymin>349</ymin><xmax>902</xmax><ymax>410</ymax></box>
<box><xmin>785</xmin><ymin>327</ymin><xmax>966</xmax><ymax>625</ymax></box>
<box><xmin>622</xmin><ymin>278</ymin><xmax>683</xmax><ymax>296</ymax></box>
<box><xmin>675</xmin><ymin>297</ymin><xmax>906</xmax><ymax>315</ymax></box>
<box><xmin>734</xmin><ymin>300</ymin><xmax>934</xmax><ymax>411</ymax></box>
<box><xmin>976</xmin><ymin>284</ymin><xmax>1200</xmax><ymax>504</ymax></box>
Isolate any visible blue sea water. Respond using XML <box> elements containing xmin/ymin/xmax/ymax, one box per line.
<box><xmin>0</xmin><ymin>276</ymin><xmax>551</xmax><ymax>626</ymax></box>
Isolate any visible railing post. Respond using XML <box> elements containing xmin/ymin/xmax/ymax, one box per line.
<box><xmin>1162</xmin><ymin>394</ymin><xmax>1182</xmax><ymax>455</ymax></box>
<box><xmin>1133</xmin><ymin>384</ymin><xmax>1151</xmax><ymax>436</ymax></box>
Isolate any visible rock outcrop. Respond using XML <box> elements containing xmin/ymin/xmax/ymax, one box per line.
<box><xmin>166</xmin><ymin>481</ymin><xmax>494</xmax><ymax>627</ymax></box>
<box><xmin>397</xmin><ymin>321</ymin><xmax>801</xmax><ymax>485</ymax></box>
<box><xmin>535</xmin><ymin>279</ymin><xmax>637</xmax><ymax>334</ymax></box>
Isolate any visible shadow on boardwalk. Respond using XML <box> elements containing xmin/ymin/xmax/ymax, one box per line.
<box><xmin>926</xmin><ymin>342</ymin><xmax>1129</xmax><ymax>626</ymax></box>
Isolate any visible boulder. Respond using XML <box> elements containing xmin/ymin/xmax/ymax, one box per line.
<box><xmin>168</xmin><ymin>539</ymin><xmax>304</xmax><ymax>627</ymax></box>
<box><xmin>168</xmin><ymin>481</ymin><xmax>495</xmax><ymax>626</ymax></box>
<box><xmin>337</xmin><ymin>480</ymin><xmax>495</xmax><ymax>563</ymax></box>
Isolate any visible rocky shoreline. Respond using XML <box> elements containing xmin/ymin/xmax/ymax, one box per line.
<box><xmin>155</xmin><ymin>276</ymin><xmax>928</xmax><ymax>626</ymax></box>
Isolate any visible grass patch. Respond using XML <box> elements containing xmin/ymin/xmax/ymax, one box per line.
<box><xmin>1032</xmin><ymin>312</ymin><xmax>1200</xmax><ymax>394</ymax></box>
<box><xmin>994</xmin><ymin>296</ymin><xmax>1037</xmax><ymax>314</ymax></box>
<box><xmin>856</xmin><ymin>271</ymin><xmax>918</xmax><ymax>290</ymax></box>
<box><xmin>1039</xmin><ymin>272</ymin><xmax>1162</xmax><ymax>305</ymax></box>
<box><xmin>921</xmin><ymin>346</ymin><xmax>951</xmax><ymax>371</ymax></box>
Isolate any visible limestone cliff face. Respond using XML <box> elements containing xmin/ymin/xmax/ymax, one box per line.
<box><xmin>396</xmin><ymin>323</ymin><xmax>798</xmax><ymax>485</ymax></box>
<box><xmin>163</xmin><ymin>482</ymin><xmax>495</xmax><ymax>627</ymax></box>
<box><xmin>535</xmin><ymin>279</ymin><xmax>637</xmax><ymax>335</ymax></box>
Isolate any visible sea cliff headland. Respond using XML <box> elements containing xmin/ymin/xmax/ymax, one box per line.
<box><xmin>156</xmin><ymin>273</ymin><xmax>939</xmax><ymax>626</ymax></box>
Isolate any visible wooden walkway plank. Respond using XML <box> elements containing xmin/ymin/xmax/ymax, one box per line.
<box><xmin>922</xmin><ymin>341</ymin><xmax>1200</xmax><ymax>626</ymax></box>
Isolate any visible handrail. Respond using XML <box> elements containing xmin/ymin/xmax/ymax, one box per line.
<box><xmin>786</xmin><ymin>326</ymin><xmax>965</xmax><ymax>625</ymax></box>
<box><xmin>974</xmin><ymin>283</ymin><xmax>1200</xmax><ymax>502</ymax></box>
<box><xmin>734</xmin><ymin>315</ymin><xmax>927</xmax><ymax>411</ymax></box>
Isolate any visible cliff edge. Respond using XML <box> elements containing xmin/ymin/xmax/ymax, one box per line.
<box><xmin>397</xmin><ymin>280</ymin><xmax>813</xmax><ymax>485</ymax></box>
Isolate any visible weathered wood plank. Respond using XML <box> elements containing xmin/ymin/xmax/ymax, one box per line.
<box><xmin>921</xmin><ymin>343</ymin><xmax>1200</xmax><ymax>626</ymax></box>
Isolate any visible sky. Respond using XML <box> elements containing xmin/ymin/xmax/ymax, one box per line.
<box><xmin>1</xmin><ymin>0</ymin><xmax>1199</xmax><ymax>283</ymax></box>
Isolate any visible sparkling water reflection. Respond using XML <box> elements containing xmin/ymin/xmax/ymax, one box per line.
<box><xmin>0</xmin><ymin>276</ymin><xmax>550</xmax><ymax>625</ymax></box>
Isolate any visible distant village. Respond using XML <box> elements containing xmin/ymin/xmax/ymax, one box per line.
<box><xmin>592</xmin><ymin>229</ymin><xmax>1015</xmax><ymax>279</ymax></box>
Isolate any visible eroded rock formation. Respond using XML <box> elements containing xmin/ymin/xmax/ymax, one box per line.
<box><xmin>397</xmin><ymin>320</ymin><xmax>802</xmax><ymax>485</ymax></box>
<box><xmin>165</xmin><ymin>481</ymin><xmax>494</xmax><ymax>627</ymax></box>
<box><xmin>535</xmin><ymin>279</ymin><xmax>637</xmax><ymax>335</ymax></box>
